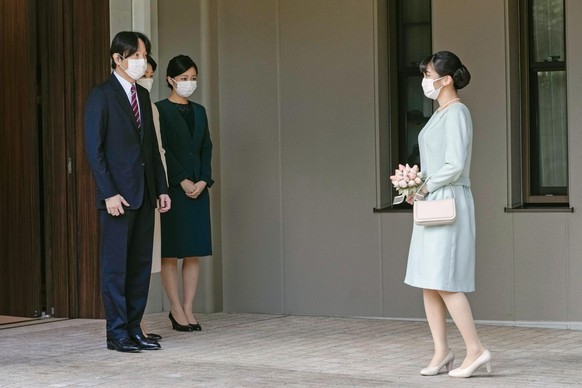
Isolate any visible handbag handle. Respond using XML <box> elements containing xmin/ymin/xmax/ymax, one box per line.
<box><xmin>414</xmin><ymin>178</ymin><xmax>455</xmax><ymax>202</ymax></box>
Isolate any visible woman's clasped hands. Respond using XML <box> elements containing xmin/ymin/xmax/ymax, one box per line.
<box><xmin>180</xmin><ymin>178</ymin><xmax>207</xmax><ymax>199</ymax></box>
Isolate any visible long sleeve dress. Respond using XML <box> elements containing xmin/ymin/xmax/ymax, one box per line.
<box><xmin>155</xmin><ymin>99</ymin><xmax>214</xmax><ymax>258</ymax></box>
<box><xmin>404</xmin><ymin>103</ymin><xmax>476</xmax><ymax>292</ymax></box>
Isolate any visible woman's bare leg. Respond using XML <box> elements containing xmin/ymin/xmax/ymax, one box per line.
<box><xmin>423</xmin><ymin>289</ymin><xmax>450</xmax><ymax>366</ymax></box>
<box><xmin>182</xmin><ymin>257</ymin><xmax>200</xmax><ymax>324</ymax></box>
<box><xmin>439</xmin><ymin>291</ymin><xmax>485</xmax><ymax>368</ymax></box>
<box><xmin>161</xmin><ymin>258</ymin><xmax>188</xmax><ymax>325</ymax></box>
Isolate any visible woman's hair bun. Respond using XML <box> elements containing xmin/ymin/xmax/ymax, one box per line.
<box><xmin>453</xmin><ymin>65</ymin><xmax>471</xmax><ymax>90</ymax></box>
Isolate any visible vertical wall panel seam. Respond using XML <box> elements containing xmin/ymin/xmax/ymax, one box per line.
<box><xmin>372</xmin><ymin>0</ymin><xmax>384</xmax><ymax>316</ymax></box>
<box><xmin>565</xmin><ymin>219</ymin><xmax>570</xmax><ymax>322</ymax></box>
<box><xmin>570</xmin><ymin>0</ymin><xmax>577</xmax><ymax>323</ymax></box>
<box><xmin>200</xmin><ymin>0</ymin><xmax>216</xmax><ymax>311</ymax></box>
<box><xmin>276</xmin><ymin>0</ymin><xmax>285</xmax><ymax>313</ymax></box>
<box><xmin>503</xmin><ymin>0</ymin><xmax>517</xmax><ymax>322</ymax></box>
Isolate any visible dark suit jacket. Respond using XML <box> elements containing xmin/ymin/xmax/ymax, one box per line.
<box><xmin>155</xmin><ymin>99</ymin><xmax>214</xmax><ymax>188</ymax></box>
<box><xmin>84</xmin><ymin>73</ymin><xmax>168</xmax><ymax>209</ymax></box>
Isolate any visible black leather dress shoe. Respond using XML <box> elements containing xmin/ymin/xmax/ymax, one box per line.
<box><xmin>189</xmin><ymin>323</ymin><xmax>202</xmax><ymax>331</ymax></box>
<box><xmin>107</xmin><ymin>337</ymin><xmax>141</xmax><ymax>353</ymax></box>
<box><xmin>130</xmin><ymin>334</ymin><xmax>161</xmax><ymax>350</ymax></box>
<box><xmin>145</xmin><ymin>332</ymin><xmax>162</xmax><ymax>341</ymax></box>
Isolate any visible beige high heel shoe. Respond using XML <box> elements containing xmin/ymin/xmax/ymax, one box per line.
<box><xmin>448</xmin><ymin>349</ymin><xmax>492</xmax><ymax>378</ymax></box>
<box><xmin>420</xmin><ymin>350</ymin><xmax>455</xmax><ymax>376</ymax></box>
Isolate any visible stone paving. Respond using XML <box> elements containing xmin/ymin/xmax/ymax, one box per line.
<box><xmin>1</xmin><ymin>313</ymin><xmax>581</xmax><ymax>387</ymax></box>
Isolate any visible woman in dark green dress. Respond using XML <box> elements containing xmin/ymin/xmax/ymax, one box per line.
<box><xmin>156</xmin><ymin>55</ymin><xmax>213</xmax><ymax>332</ymax></box>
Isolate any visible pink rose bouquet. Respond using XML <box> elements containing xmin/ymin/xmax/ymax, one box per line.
<box><xmin>390</xmin><ymin>164</ymin><xmax>424</xmax><ymax>204</ymax></box>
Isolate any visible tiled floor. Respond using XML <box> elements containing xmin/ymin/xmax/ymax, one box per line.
<box><xmin>0</xmin><ymin>313</ymin><xmax>581</xmax><ymax>387</ymax></box>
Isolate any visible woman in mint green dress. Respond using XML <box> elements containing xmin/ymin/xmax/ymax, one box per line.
<box><xmin>404</xmin><ymin>51</ymin><xmax>491</xmax><ymax>378</ymax></box>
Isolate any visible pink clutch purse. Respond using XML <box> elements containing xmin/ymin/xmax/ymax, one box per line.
<box><xmin>413</xmin><ymin>181</ymin><xmax>456</xmax><ymax>226</ymax></box>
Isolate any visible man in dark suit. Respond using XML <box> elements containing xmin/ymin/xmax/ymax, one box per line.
<box><xmin>84</xmin><ymin>31</ymin><xmax>171</xmax><ymax>352</ymax></box>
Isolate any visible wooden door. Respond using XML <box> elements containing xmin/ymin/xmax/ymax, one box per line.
<box><xmin>0</xmin><ymin>0</ymin><xmax>109</xmax><ymax>319</ymax></box>
<box><xmin>39</xmin><ymin>0</ymin><xmax>110</xmax><ymax>318</ymax></box>
<box><xmin>71</xmin><ymin>0</ymin><xmax>110</xmax><ymax>318</ymax></box>
<box><xmin>0</xmin><ymin>0</ymin><xmax>42</xmax><ymax>317</ymax></box>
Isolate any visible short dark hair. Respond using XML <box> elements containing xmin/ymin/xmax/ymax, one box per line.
<box><xmin>110</xmin><ymin>31</ymin><xmax>151</xmax><ymax>70</ymax></box>
<box><xmin>166</xmin><ymin>55</ymin><xmax>198</xmax><ymax>89</ymax></box>
<box><xmin>419</xmin><ymin>51</ymin><xmax>471</xmax><ymax>90</ymax></box>
<box><xmin>146</xmin><ymin>55</ymin><xmax>157</xmax><ymax>72</ymax></box>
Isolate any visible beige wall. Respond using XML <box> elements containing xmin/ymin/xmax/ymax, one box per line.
<box><xmin>218</xmin><ymin>0</ymin><xmax>382</xmax><ymax>316</ymax></box>
<box><xmin>149</xmin><ymin>0</ymin><xmax>582</xmax><ymax>327</ymax></box>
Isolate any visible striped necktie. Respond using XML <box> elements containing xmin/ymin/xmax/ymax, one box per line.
<box><xmin>130</xmin><ymin>84</ymin><xmax>141</xmax><ymax>128</ymax></box>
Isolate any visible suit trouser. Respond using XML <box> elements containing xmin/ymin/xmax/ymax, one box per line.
<box><xmin>99</xmin><ymin>198</ymin><xmax>154</xmax><ymax>340</ymax></box>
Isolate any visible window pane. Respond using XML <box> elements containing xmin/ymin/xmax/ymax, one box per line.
<box><xmin>402</xmin><ymin>25</ymin><xmax>431</xmax><ymax>68</ymax></box>
<box><xmin>531</xmin><ymin>70</ymin><xmax>568</xmax><ymax>195</ymax></box>
<box><xmin>399</xmin><ymin>0</ymin><xmax>431</xmax><ymax>68</ymax></box>
<box><xmin>396</xmin><ymin>0</ymin><xmax>431</xmax><ymax>173</ymax></box>
<box><xmin>402</xmin><ymin>75</ymin><xmax>431</xmax><ymax>166</ymax></box>
<box><xmin>401</xmin><ymin>0</ymin><xmax>431</xmax><ymax>22</ymax></box>
<box><xmin>532</xmin><ymin>0</ymin><xmax>564</xmax><ymax>62</ymax></box>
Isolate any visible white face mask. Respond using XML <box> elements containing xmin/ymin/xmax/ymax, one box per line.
<box><xmin>421</xmin><ymin>76</ymin><xmax>445</xmax><ymax>100</ymax></box>
<box><xmin>136</xmin><ymin>78</ymin><xmax>154</xmax><ymax>92</ymax></box>
<box><xmin>119</xmin><ymin>57</ymin><xmax>147</xmax><ymax>80</ymax></box>
<box><xmin>172</xmin><ymin>79</ymin><xmax>197</xmax><ymax>98</ymax></box>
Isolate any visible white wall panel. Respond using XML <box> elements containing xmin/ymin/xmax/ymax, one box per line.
<box><xmin>514</xmin><ymin>216</ymin><xmax>568</xmax><ymax>321</ymax></box>
<box><xmin>218</xmin><ymin>0</ymin><xmax>284</xmax><ymax>313</ymax></box>
<box><xmin>277</xmin><ymin>0</ymin><xmax>380</xmax><ymax>316</ymax></box>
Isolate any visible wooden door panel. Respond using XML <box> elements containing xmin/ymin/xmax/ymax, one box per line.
<box><xmin>0</xmin><ymin>0</ymin><xmax>42</xmax><ymax>317</ymax></box>
<box><xmin>72</xmin><ymin>0</ymin><xmax>110</xmax><ymax>319</ymax></box>
<box><xmin>37</xmin><ymin>0</ymin><xmax>73</xmax><ymax>318</ymax></box>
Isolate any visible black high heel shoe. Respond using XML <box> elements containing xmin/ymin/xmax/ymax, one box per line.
<box><xmin>169</xmin><ymin>312</ymin><xmax>194</xmax><ymax>332</ymax></box>
<box><xmin>189</xmin><ymin>323</ymin><xmax>202</xmax><ymax>331</ymax></box>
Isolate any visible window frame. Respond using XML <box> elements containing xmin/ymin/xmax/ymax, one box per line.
<box><xmin>384</xmin><ymin>0</ymin><xmax>432</xmax><ymax>210</ymax></box>
<box><xmin>520</xmin><ymin>0</ymin><xmax>569</xmax><ymax>205</ymax></box>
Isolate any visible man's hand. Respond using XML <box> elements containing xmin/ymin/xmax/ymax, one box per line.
<box><xmin>105</xmin><ymin>194</ymin><xmax>129</xmax><ymax>216</ymax></box>
<box><xmin>158</xmin><ymin>194</ymin><xmax>171</xmax><ymax>213</ymax></box>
